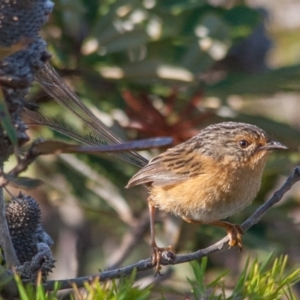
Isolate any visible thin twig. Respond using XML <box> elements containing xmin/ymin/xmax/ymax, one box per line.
<box><xmin>45</xmin><ymin>166</ymin><xmax>300</xmax><ymax>291</ymax></box>
<box><xmin>8</xmin><ymin>140</ymin><xmax>41</xmax><ymax>177</ymax></box>
<box><xmin>0</xmin><ymin>171</ymin><xmax>19</xmax><ymax>268</ymax></box>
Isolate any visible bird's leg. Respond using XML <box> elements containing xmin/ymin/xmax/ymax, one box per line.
<box><xmin>182</xmin><ymin>217</ymin><xmax>244</xmax><ymax>250</ymax></box>
<box><xmin>148</xmin><ymin>202</ymin><xmax>162</xmax><ymax>275</ymax></box>
<box><xmin>148</xmin><ymin>200</ymin><xmax>174</xmax><ymax>276</ymax></box>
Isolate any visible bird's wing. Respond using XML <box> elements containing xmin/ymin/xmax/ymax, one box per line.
<box><xmin>126</xmin><ymin>143</ymin><xmax>204</xmax><ymax>188</ymax></box>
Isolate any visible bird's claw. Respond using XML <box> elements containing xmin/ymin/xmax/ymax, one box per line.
<box><xmin>151</xmin><ymin>245</ymin><xmax>174</xmax><ymax>277</ymax></box>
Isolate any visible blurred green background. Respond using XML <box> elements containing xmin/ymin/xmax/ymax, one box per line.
<box><xmin>20</xmin><ymin>0</ymin><xmax>300</xmax><ymax>297</ymax></box>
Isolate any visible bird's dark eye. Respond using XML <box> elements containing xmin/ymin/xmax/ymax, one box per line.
<box><xmin>239</xmin><ymin>140</ymin><xmax>250</xmax><ymax>148</ymax></box>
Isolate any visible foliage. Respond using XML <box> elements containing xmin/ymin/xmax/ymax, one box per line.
<box><xmin>9</xmin><ymin>255</ymin><xmax>300</xmax><ymax>299</ymax></box>
<box><xmin>188</xmin><ymin>255</ymin><xmax>300</xmax><ymax>300</ymax></box>
<box><xmin>76</xmin><ymin>269</ymin><xmax>151</xmax><ymax>300</ymax></box>
<box><xmin>13</xmin><ymin>274</ymin><xmax>59</xmax><ymax>300</ymax></box>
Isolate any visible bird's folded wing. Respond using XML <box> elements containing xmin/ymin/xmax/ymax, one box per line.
<box><xmin>126</xmin><ymin>143</ymin><xmax>204</xmax><ymax>188</ymax></box>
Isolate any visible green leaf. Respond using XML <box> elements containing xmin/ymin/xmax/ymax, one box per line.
<box><xmin>0</xmin><ymin>91</ymin><xmax>17</xmax><ymax>147</ymax></box>
<box><xmin>158</xmin><ymin>0</ymin><xmax>206</xmax><ymax>14</ymax></box>
<box><xmin>98</xmin><ymin>60</ymin><xmax>195</xmax><ymax>83</ymax></box>
<box><xmin>5</xmin><ymin>175</ymin><xmax>44</xmax><ymax>189</ymax></box>
<box><xmin>101</xmin><ymin>30</ymin><xmax>150</xmax><ymax>54</ymax></box>
<box><xmin>224</xmin><ymin>6</ymin><xmax>261</xmax><ymax>40</ymax></box>
<box><xmin>206</xmin><ymin>65</ymin><xmax>300</xmax><ymax>97</ymax></box>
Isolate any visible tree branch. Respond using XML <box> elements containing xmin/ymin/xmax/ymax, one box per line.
<box><xmin>45</xmin><ymin>166</ymin><xmax>300</xmax><ymax>291</ymax></box>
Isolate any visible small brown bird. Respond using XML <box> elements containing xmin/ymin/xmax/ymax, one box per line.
<box><xmin>126</xmin><ymin>122</ymin><xmax>287</xmax><ymax>274</ymax></box>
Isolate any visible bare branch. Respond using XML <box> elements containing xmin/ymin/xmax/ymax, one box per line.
<box><xmin>45</xmin><ymin>166</ymin><xmax>300</xmax><ymax>291</ymax></box>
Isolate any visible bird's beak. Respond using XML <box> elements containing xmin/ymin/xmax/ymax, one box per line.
<box><xmin>260</xmin><ymin>141</ymin><xmax>288</xmax><ymax>151</ymax></box>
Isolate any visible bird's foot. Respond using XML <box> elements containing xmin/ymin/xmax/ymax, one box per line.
<box><xmin>209</xmin><ymin>221</ymin><xmax>244</xmax><ymax>251</ymax></box>
<box><xmin>151</xmin><ymin>244</ymin><xmax>175</xmax><ymax>276</ymax></box>
<box><xmin>227</xmin><ymin>224</ymin><xmax>244</xmax><ymax>251</ymax></box>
